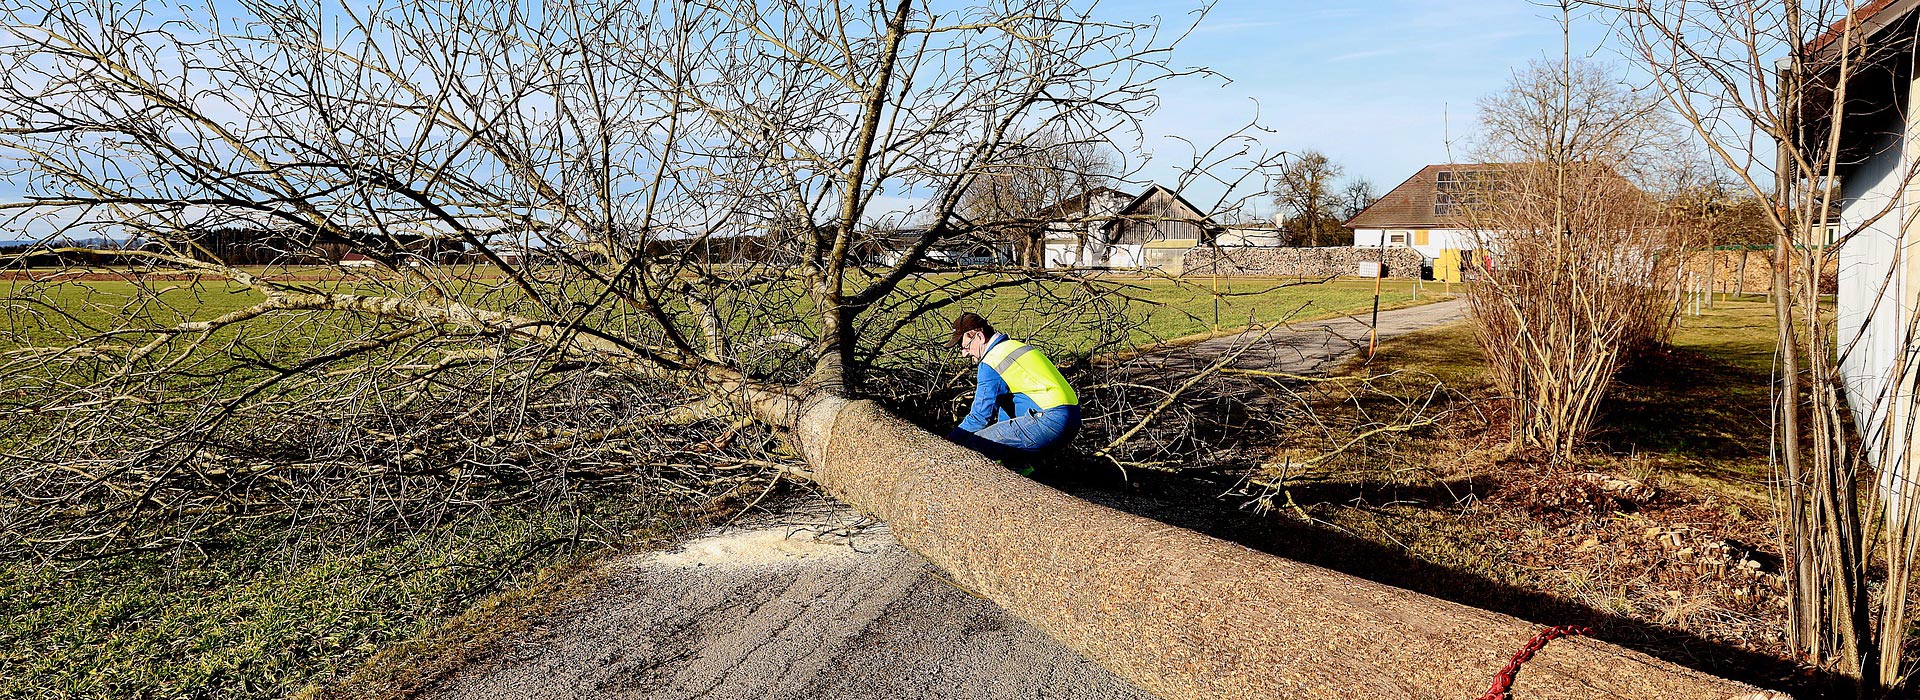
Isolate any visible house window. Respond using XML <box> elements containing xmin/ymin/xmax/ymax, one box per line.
<box><xmin>1434</xmin><ymin>169</ymin><xmax>1504</xmax><ymax>217</ymax></box>
<box><xmin>1434</xmin><ymin>171</ymin><xmax>1459</xmax><ymax>217</ymax></box>
<box><xmin>1387</xmin><ymin>232</ymin><xmax>1408</xmax><ymax>246</ymax></box>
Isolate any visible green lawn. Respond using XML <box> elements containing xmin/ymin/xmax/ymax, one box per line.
<box><xmin>0</xmin><ymin>499</ymin><xmax>685</xmax><ymax>700</ymax></box>
<box><xmin>1293</xmin><ymin>294</ymin><xmax>1779</xmax><ymax>498</ymax></box>
<box><xmin>4</xmin><ymin>273</ymin><xmax>1440</xmax><ymax>351</ymax></box>
<box><xmin>1598</xmin><ymin>296</ymin><xmax>1780</xmax><ymax>499</ymax></box>
<box><xmin>898</xmin><ymin>275</ymin><xmax>1444</xmax><ymax>361</ymax></box>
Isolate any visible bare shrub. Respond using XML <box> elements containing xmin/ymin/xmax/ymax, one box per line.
<box><xmin>1598</xmin><ymin>0</ymin><xmax>1906</xmax><ymax>688</ymax></box>
<box><xmin>1459</xmin><ymin>58</ymin><xmax>1684</xmax><ymax>459</ymax></box>
<box><xmin>1459</xmin><ymin>163</ymin><xmax>1681</xmax><ymax>457</ymax></box>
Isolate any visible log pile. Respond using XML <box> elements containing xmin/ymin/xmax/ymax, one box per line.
<box><xmin>1182</xmin><ymin>245</ymin><xmax>1428</xmax><ymax>279</ymax></box>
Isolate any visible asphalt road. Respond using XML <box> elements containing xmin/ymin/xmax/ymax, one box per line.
<box><xmin>1147</xmin><ymin>297</ymin><xmax>1465</xmax><ymax>374</ymax></box>
<box><xmin>423</xmin><ymin>298</ymin><xmax>1466</xmax><ymax>700</ymax></box>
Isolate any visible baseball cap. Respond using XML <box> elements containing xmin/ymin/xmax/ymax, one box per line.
<box><xmin>946</xmin><ymin>312</ymin><xmax>992</xmax><ymax>347</ymax></box>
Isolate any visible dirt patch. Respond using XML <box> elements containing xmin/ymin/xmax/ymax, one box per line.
<box><xmin>1478</xmin><ymin>464</ymin><xmax>1783</xmax><ymax>654</ymax></box>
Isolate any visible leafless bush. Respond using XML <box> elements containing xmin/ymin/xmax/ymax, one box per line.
<box><xmin>1457</xmin><ymin>56</ymin><xmax>1684</xmax><ymax>459</ymax></box>
<box><xmin>1597</xmin><ymin>0</ymin><xmax>1909</xmax><ymax>688</ymax></box>
<box><xmin>1459</xmin><ymin>163</ymin><xmax>1682</xmax><ymax>457</ymax></box>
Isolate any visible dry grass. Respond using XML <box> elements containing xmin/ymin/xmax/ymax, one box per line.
<box><xmin>295</xmin><ymin>486</ymin><xmax>791</xmax><ymax>700</ymax></box>
<box><xmin>1239</xmin><ymin>294</ymin><xmax>1806</xmax><ymax>691</ymax></box>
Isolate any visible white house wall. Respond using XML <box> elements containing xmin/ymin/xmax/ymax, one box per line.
<box><xmin>1106</xmin><ymin>243</ymin><xmax>1144</xmax><ymax>269</ymax></box>
<box><xmin>1039</xmin><ymin>194</ymin><xmax>1126</xmax><ymax>268</ymax></box>
<box><xmin>1042</xmin><ymin>226</ymin><xmax>1110</xmax><ymax>267</ymax></box>
<box><xmin>1837</xmin><ymin>117</ymin><xmax>1916</xmax><ymax>474</ymax></box>
<box><xmin>1044</xmin><ymin>239</ymin><xmax>1107</xmax><ymax>268</ymax></box>
<box><xmin>1354</xmin><ymin>228</ymin><xmax>1479</xmax><ymax>261</ymax></box>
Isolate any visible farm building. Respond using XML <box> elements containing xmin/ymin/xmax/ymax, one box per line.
<box><xmin>1103</xmin><ymin>184</ymin><xmax>1223</xmax><ymax>272</ymax></box>
<box><xmin>1035</xmin><ymin>186</ymin><xmax>1135</xmax><ymax>268</ymax></box>
<box><xmin>1029</xmin><ymin>184</ymin><xmax>1224</xmax><ymax>271</ymax></box>
<box><xmin>857</xmin><ymin>225</ymin><xmax>1012</xmax><ymax>269</ymax></box>
<box><xmin>1346</xmin><ymin>162</ymin><xmax>1645</xmax><ymax>280</ymax></box>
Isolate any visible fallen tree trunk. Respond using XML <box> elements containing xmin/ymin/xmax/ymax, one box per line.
<box><xmin>78</xmin><ymin>275</ymin><xmax>1783</xmax><ymax>697</ymax></box>
<box><xmin>787</xmin><ymin>395</ymin><xmax>1788</xmax><ymax>700</ymax></box>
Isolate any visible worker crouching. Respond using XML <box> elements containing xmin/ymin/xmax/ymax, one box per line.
<box><xmin>944</xmin><ymin>312</ymin><xmax>1080</xmax><ymax>470</ymax></box>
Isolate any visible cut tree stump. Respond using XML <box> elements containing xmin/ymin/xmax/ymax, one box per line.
<box><xmin>789</xmin><ymin>396</ymin><xmax>1790</xmax><ymax>700</ymax></box>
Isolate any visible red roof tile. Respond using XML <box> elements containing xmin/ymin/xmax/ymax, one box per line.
<box><xmin>1806</xmin><ymin>0</ymin><xmax>1910</xmax><ymax>57</ymax></box>
<box><xmin>1344</xmin><ymin>162</ymin><xmax>1638</xmax><ymax>229</ymax></box>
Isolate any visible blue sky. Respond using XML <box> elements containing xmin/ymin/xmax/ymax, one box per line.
<box><xmin>1</xmin><ymin>0</ymin><xmax>1636</xmax><ymax>233</ymax></box>
<box><xmin>1111</xmin><ymin>0</ymin><xmax>1627</xmax><ymax>209</ymax></box>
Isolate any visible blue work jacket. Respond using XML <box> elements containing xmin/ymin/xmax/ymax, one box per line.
<box><xmin>957</xmin><ymin>334</ymin><xmax>1047</xmax><ymax>433</ymax></box>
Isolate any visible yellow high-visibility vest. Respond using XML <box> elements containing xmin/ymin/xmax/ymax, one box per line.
<box><xmin>981</xmin><ymin>339</ymin><xmax>1078</xmax><ymax>410</ymax></box>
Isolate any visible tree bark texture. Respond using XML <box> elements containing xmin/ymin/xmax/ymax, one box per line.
<box><xmin>791</xmin><ymin>397</ymin><xmax>1788</xmax><ymax>700</ymax></box>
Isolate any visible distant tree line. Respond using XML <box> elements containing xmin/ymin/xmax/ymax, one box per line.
<box><xmin>0</xmin><ymin>237</ymin><xmax>141</xmax><ymax>267</ymax></box>
<box><xmin>1662</xmin><ymin>186</ymin><xmax>1779</xmax><ymax>249</ymax></box>
<box><xmin>1</xmin><ymin>226</ymin><xmax>493</xmax><ymax>268</ymax></box>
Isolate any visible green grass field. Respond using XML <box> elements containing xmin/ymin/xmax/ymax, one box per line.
<box><xmin>3</xmin><ymin>273</ymin><xmax>1437</xmax><ymax>352</ymax></box>
<box><xmin>0</xmin><ymin>271</ymin><xmax>1451</xmax><ymax>699</ymax></box>
<box><xmin>975</xmin><ymin>276</ymin><xmax>1439</xmax><ymax>348</ymax></box>
<box><xmin>0</xmin><ymin>499</ymin><xmax>685</xmax><ymax>700</ymax></box>
<box><xmin>1595</xmin><ymin>296</ymin><xmax>1782</xmax><ymax>500</ymax></box>
<box><xmin>1311</xmin><ymin>294</ymin><xmax>1779</xmax><ymax>497</ymax></box>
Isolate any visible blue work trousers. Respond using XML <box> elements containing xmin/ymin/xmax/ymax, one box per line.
<box><xmin>948</xmin><ymin>405</ymin><xmax>1080</xmax><ymax>464</ymax></box>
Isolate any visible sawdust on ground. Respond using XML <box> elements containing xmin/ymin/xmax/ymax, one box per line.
<box><xmin>423</xmin><ymin>502</ymin><xmax>1157</xmax><ymax>700</ymax></box>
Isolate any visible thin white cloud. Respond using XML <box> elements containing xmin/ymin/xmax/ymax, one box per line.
<box><xmin>1191</xmin><ymin>19</ymin><xmax>1293</xmax><ymax>34</ymax></box>
<box><xmin>862</xmin><ymin>194</ymin><xmax>933</xmax><ymax>225</ymax></box>
<box><xmin>1326</xmin><ymin>47</ymin><xmax>1399</xmax><ymax>63</ymax></box>
<box><xmin>1328</xmin><ymin>31</ymin><xmax>1532</xmax><ymax>63</ymax></box>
